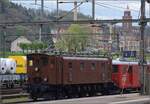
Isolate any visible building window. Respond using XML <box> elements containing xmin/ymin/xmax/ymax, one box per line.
<box><xmin>80</xmin><ymin>62</ymin><xmax>84</xmax><ymax>70</ymax></box>
<box><xmin>91</xmin><ymin>63</ymin><xmax>96</xmax><ymax>70</ymax></box>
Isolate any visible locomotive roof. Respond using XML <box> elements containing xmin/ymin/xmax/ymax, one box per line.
<box><xmin>112</xmin><ymin>60</ymin><xmax>139</xmax><ymax>65</ymax></box>
<box><xmin>62</xmin><ymin>56</ymin><xmax>109</xmax><ymax>61</ymax></box>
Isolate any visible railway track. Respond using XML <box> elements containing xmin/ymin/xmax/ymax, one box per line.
<box><xmin>0</xmin><ymin>86</ymin><xmax>30</xmax><ymax>104</ymax></box>
<box><xmin>0</xmin><ymin>86</ymin><xmax>139</xmax><ymax>104</ymax></box>
<box><xmin>1</xmin><ymin>88</ymin><xmax>23</xmax><ymax>95</ymax></box>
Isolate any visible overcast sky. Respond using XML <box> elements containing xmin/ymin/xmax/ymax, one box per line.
<box><xmin>11</xmin><ymin>0</ymin><xmax>150</xmax><ymax>19</ymax></box>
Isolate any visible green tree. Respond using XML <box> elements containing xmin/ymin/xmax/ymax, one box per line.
<box><xmin>19</xmin><ymin>41</ymin><xmax>48</xmax><ymax>53</ymax></box>
<box><xmin>55</xmin><ymin>24</ymin><xmax>90</xmax><ymax>52</ymax></box>
<box><xmin>31</xmin><ymin>41</ymin><xmax>48</xmax><ymax>52</ymax></box>
<box><xmin>19</xmin><ymin>43</ymin><xmax>28</xmax><ymax>53</ymax></box>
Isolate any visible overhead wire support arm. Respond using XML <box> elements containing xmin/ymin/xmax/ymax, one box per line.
<box><xmin>57</xmin><ymin>1</ymin><xmax>85</xmax><ymax>20</ymax></box>
<box><xmin>0</xmin><ymin>18</ymin><xmax>150</xmax><ymax>26</ymax></box>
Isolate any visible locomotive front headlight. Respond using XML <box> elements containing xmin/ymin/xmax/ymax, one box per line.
<box><xmin>44</xmin><ymin>78</ymin><xmax>48</xmax><ymax>82</ymax></box>
<box><xmin>35</xmin><ymin>67</ymin><xmax>39</xmax><ymax>72</ymax></box>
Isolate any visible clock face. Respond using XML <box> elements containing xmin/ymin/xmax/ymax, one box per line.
<box><xmin>125</xmin><ymin>12</ymin><xmax>130</xmax><ymax>17</ymax></box>
<box><xmin>124</xmin><ymin>11</ymin><xmax>131</xmax><ymax>17</ymax></box>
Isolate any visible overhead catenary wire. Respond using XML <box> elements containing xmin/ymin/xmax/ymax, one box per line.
<box><xmin>11</xmin><ymin>0</ymin><xmax>144</xmax><ymax>20</ymax></box>
<box><xmin>1</xmin><ymin>18</ymin><xmax>150</xmax><ymax>26</ymax></box>
<box><xmin>3</xmin><ymin>32</ymin><xmax>116</xmax><ymax>36</ymax></box>
<box><xmin>95</xmin><ymin>2</ymin><xmax>140</xmax><ymax>14</ymax></box>
<box><xmin>96</xmin><ymin>2</ymin><xmax>139</xmax><ymax>12</ymax></box>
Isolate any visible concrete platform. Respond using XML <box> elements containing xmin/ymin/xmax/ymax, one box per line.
<box><xmin>24</xmin><ymin>93</ymin><xmax>150</xmax><ymax>104</ymax></box>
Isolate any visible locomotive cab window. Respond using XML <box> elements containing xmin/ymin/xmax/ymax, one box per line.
<box><xmin>91</xmin><ymin>63</ymin><xmax>96</xmax><ymax>70</ymax></box>
<box><xmin>29</xmin><ymin>60</ymin><xmax>33</xmax><ymax>66</ymax></box>
<box><xmin>112</xmin><ymin>65</ymin><xmax>118</xmax><ymax>73</ymax></box>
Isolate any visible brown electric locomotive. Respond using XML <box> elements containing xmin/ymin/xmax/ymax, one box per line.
<box><xmin>27</xmin><ymin>53</ymin><xmax>113</xmax><ymax>100</ymax></box>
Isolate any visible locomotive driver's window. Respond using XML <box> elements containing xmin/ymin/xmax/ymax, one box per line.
<box><xmin>112</xmin><ymin>65</ymin><xmax>118</xmax><ymax>73</ymax></box>
<box><xmin>29</xmin><ymin>60</ymin><xmax>33</xmax><ymax>66</ymax></box>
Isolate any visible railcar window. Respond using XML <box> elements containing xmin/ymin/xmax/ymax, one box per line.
<box><xmin>101</xmin><ymin>62</ymin><xmax>105</xmax><ymax>70</ymax></box>
<box><xmin>91</xmin><ymin>63</ymin><xmax>96</xmax><ymax>70</ymax></box>
<box><xmin>122</xmin><ymin>66</ymin><xmax>127</xmax><ymax>74</ymax></box>
<box><xmin>68</xmin><ymin>62</ymin><xmax>72</xmax><ymax>69</ymax></box>
<box><xmin>128</xmin><ymin>66</ymin><xmax>132</xmax><ymax>73</ymax></box>
<box><xmin>41</xmin><ymin>57</ymin><xmax>48</xmax><ymax>65</ymax></box>
<box><xmin>113</xmin><ymin>65</ymin><xmax>118</xmax><ymax>73</ymax></box>
<box><xmin>50</xmin><ymin>60</ymin><xmax>55</xmax><ymax>68</ymax></box>
<box><xmin>112</xmin><ymin>65</ymin><xmax>118</xmax><ymax>73</ymax></box>
<box><xmin>80</xmin><ymin>62</ymin><xmax>84</xmax><ymax>70</ymax></box>
<box><xmin>51</xmin><ymin>60</ymin><xmax>55</xmax><ymax>65</ymax></box>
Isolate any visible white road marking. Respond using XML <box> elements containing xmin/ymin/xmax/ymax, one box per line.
<box><xmin>110</xmin><ymin>98</ymin><xmax>150</xmax><ymax>104</ymax></box>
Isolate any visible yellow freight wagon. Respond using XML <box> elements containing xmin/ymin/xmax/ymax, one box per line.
<box><xmin>9</xmin><ymin>56</ymin><xmax>26</xmax><ymax>74</ymax></box>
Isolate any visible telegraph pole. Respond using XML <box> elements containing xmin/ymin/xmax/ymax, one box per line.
<box><xmin>140</xmin><ymin>0</ymin><xmax>147</xmax><ymax>95</ymax></box>
<box><xmin>57</xmin><ymin>0</ymin><xmax>59</xmax><ymax>20</ymax></box>
<box><xmin>39</xmin><ymin>24</ymin><xmax>42</xmax><ymax>42</ymax></box>
<box><xmin>1</xmin><ymin>26</ymin><xmax>6</xmax><ymax>58</ymax></box>
<box><xmin>74</xmin><ymin>0</ymin><xmax>78</xmax><ymax>20</ymax></box>
<box><xmin>39</xmin><ymin>0</ymin><xmax>44</xmax><ymax>42</ymax></box>
<box><xmin>109</xmin><ymin>24</ymin><xmax>113</xmax><ymax>57</ymax></box>
<box><xmin>56</xmin><ymin>0</ymin><xmax>59</xmax><ymax>34</ymax></box>
<box><xmin>41</xmin><ymin>0</ymin><xmax>44</xmax><ymax>15</ymax></box>
<box><xmin>92</xmin><ymin>0</ymin><xmax>95</xmax><ymax>20</ymax></box>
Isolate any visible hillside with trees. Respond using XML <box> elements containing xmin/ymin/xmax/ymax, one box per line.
<box><xmin>0</xmin><ymin>0</ymin><xmax>91</xmax><ymax>53</ymax></box>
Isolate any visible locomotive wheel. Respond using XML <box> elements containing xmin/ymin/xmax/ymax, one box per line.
<box><xmin>32</xmin><ymin>96</ymin><xmax>37</xmax><ymax>101</ymax></box>
<box><xmin>101</xmin><ymin>90</ymin><xmax>109</xmax><ymax>95</ymax></box>
<box><xmin>31</xmin><ymin>93</ymin><xmax>38</xmax><ymax>101</ymax></box>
